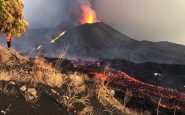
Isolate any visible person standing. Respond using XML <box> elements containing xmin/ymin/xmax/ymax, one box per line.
<box><xmin>6</xmin><ymin>34</ymin><xmax>13</xmax><ymax>49</ymax></box>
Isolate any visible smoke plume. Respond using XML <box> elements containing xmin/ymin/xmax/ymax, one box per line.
<box><xmin>23</xmin><ymin>0</ymin><xmax>96</xmax><ymax>28</ymax></box>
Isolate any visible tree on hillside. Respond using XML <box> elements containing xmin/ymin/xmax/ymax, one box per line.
<box><xmin>0</xmin><ymin>0</ymin><xmax>28</xmax><ymax>37</ymax></box>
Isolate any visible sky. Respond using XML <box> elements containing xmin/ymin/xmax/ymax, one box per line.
<box><xmin>23</xmin><ymin>0</ymin><xmax>66</xmax><ymax>28</ymax></box>
<box><xmin>23</xmin><ymin>0</ymin><xmax>185</xmax><ymax>45</ymax></box>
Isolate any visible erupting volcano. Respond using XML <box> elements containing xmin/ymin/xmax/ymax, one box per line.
<box><xmin>2</xmin><ymin>0</ymin><xmax>185</xmax><ymax>115</ymax></box>
<box><xmin>80</xmin><ymin>5</ymin><xmax>97</xmax><ymax>24</ymax></box>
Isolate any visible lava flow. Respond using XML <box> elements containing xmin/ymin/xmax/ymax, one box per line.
<box><xmin>69</xmin><ymin>60</ymin><xmax>185</xmax><ymax>111</ymax></box>
<box><xmin>80</xmin><ymin>4</ymin><xmax>97</xmax><ymax>24</ymax></box>
<box><xmin>51</xmin><ymin>31</ymin><xmax>67</xmax><ymax>43</ymax></box>
<box><xmin>37</xmin><ymin>45</ymin><xmax>42</xmax><ymax>50</ymax></box>
<box><xmin>107</xmin><ymin>69</ymin><xmax>185</xmax><ymax>110</ymax></box>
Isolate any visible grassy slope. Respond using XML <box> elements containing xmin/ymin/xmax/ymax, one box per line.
<box><xmin>0</xmin><ymin>45</ymin><xmax>147</xmax><ymax>115</ymax></box>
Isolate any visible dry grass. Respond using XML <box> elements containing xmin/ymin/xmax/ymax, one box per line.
<box><xmin>95</xmin><ymin>80</ymin><xmax>136</xmax><ymax>115</ymax></box>
<box><xmin>59</xmin><ymin>73</ymin><xmax>91</xmax><ymax>114</ymax></box>
<box><xmin>0</xmin><ymin>45</ymin><xmax>66</xmax><ymax>87</ymax></box>
<box><xmin>123</xmin><ymin>89</ymin><xmax>133</xmax><ymax>107</ymax></box>
<box><xmin>56</xmin><ymin>72</ymin><xmax>146</xmax><ymax>115</ymax></box>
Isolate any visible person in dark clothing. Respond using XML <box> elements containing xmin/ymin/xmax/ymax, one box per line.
<box><xmin>6</xmin><ymin>34</ymin><xmax>13</xmax><ymax>49</ymax></box>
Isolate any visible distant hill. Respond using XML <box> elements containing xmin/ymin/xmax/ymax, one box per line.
<box><xmin>55</xmin><ymin>22</ymin><xmax>185</xmax><ymax>64</ymax></box>
<box><xmin>1</xmin><ymin>22</ymin><xmax>185</xmax><ymax>64</ymax></box>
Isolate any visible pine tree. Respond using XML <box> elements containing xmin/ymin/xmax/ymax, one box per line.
<box><xmin>0</xmin><ymin>0</ymin><xmax>28</xmax><ymax>37</ymax></box>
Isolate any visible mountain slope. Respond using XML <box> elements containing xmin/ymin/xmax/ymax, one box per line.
<box><xmin>1</xmin><ymin>22</ymin><xmax>185</xmax><ymax>64</ymax></box>
<box><xmin>53</xmin><ymin>22</ymin><xmax>185</xmax><ymax>64</ymax></box>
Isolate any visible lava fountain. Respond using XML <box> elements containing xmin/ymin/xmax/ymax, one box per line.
<box><xmin>80</xmin><ymin>4</ymin><xmax>97</xmax><ymax>24</ymax></box>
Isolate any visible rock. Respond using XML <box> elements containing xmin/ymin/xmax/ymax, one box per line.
<box><xmin>1</xmin><ymin>110</ymin><xmax>6</xmax><ymax>114</ymax></box>
<box><xmin>51</xmin><ymin>89</ymin><xmax>59</xmax><ymax>96</ymax></box>
<box><xmin>20</xmin><ymin>86</ymin><xmax>27</xmax><ymax>91</ymax></box>
<box><xmin>9</xmin><ymin>81</ymin><xmax>16</xmax><ymax>85</ymax></box>
<box><xmin>27</xmin><ymin>88</ymin><xmax>37</xmax><ymax>98</ymax></box>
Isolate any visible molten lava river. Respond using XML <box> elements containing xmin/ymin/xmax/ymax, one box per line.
<box><xmin>69</xmin><ymin>60</ymin><xmax>185</xmax><ymax>111</ymax></box>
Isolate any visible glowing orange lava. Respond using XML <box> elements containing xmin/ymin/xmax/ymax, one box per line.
<box><xmin>94</xmin><ymin>73</ymin><xmax>107</xmax><ymax>81</ymax></box>
<box><xmin>70</xmin><ymin>60</ymin><xmax>185</xmax><ymax>110</ymax></box>
<box><xmin>80</xmin><ymin>5</ymin><xmax>97</xmax><ymax>24</ymax></box>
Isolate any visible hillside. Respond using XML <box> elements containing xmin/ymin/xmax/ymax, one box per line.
<box><xmin>54</xmin><ymin>22</ymin><xmax>185</xmax><ymax>64</ymax></box>
<box><xmin>1</xmin><ymin>22</ymin><xmax>185</xmax><ymax>64</ymax></box>
<box><xmin>0</xmin><ymin>45</ymin><xmax>141</xmax><ymax>115</ymax></box>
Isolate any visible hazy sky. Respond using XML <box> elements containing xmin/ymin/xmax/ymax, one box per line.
<box><xmin>23</xmin><ymin>0</ymin><xmax>185</xmax><ymax>45</ymax></box>
<box><xmin>23</xmin><ymin>0</ymin><xmax>66</xmax><ymax>28</ymax></box>
<box><xmin>94</xmin><ymin>0</ymin><xmax>185</xmax><ymax>45</ymax></box>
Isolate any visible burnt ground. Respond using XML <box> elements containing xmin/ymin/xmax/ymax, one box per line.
<box><xmin>0</xmin><ymin>81</ymin><xmax>184</xmax><ymax>115</ymax></box>
<box><xmin>0</xmin><ymin>81</ymin><xmax>70</xmax><ymax>115</ymax></box>
<box><xmin>0</xmin><ymin>80</ymin><xmax>123</xmax><ymax>115</ymax></box>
